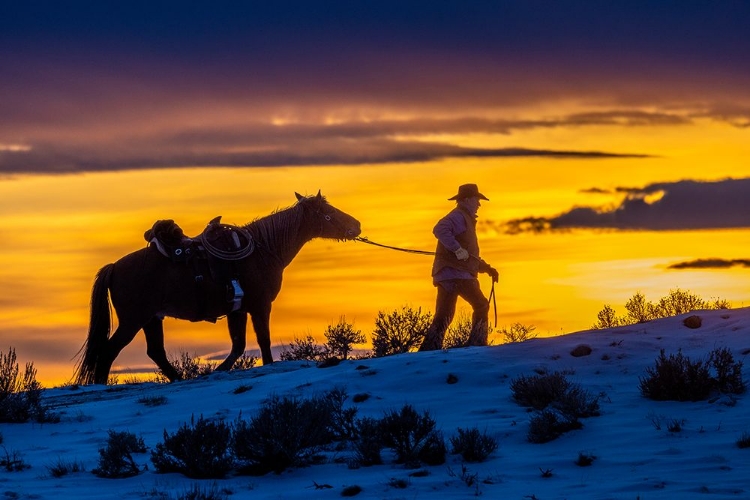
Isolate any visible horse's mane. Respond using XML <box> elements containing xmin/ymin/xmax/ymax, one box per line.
<box><xmin>243</xmin><ymin>195</ymin><xmax>325</xmax><ymax>253</ymax></box>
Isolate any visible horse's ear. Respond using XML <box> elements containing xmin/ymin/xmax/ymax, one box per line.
<box><xmin>295</xmin><ymin>192</ymin><xmax>304</xmax><ymax>201</ymax></box>
<box><xmin>315</xmin><ymin>190</ymin><xmax>322</xmax><ymax>201</ymax></box>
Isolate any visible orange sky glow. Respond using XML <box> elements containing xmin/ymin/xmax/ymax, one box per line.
<box><xmin>2</xmin><ymin>117</ymin><xmax>750</xmax><ymax>385</ymax></box>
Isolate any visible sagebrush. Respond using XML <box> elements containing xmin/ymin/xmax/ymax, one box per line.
<box><xmin>151</xmin><ymin>416</ymin><xmax>234</xmax><ymax>479</ymax></box>
<box><xmin>379</xmin><ymin>404</ymin><xmax>444</xmax><ymax>466</ymax></box>
<box><xmin>371</xmin><ymin>305</ymin><xmax>432</xmax><ymax>357</ymax></box>
<box><xmin>233</xmin><ymin>390</ymin><xmax>345</xmax><ymax>474</ymax></box>
<box><xmin>324</xmin><ymin>317</ymin><xmax>366</xmax><ymax>359</ymax></box>
<box><xmin>592</xmin><ymin>289</ymin><xmax>730</xmax><ymax>329</ymax></box>
<box><xmin>0</xmin><ymin>347</ymin><xmax>57</xmax><ymax>423</ymax></box>
<box><xmin>639</xmin><ymin>347</ymin><xmax>745</xmax><ymax>401</ymax></box>
<box><xmin>510</xmin><ymin>371</ymin><xmax>600</xmax><ymax>443</ymax></box>
<box><xmin>93</xmin><ymin>430</ymin><xmax>147</xmax><ymax>478</ymax></box>
<box><xmin>450</xmin><ymin>427</ymin><xmax>498</xmax><ymax>462</ymax></box>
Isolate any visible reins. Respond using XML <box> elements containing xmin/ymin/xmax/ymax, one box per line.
<box><xmin>354</xmin><ymin>236</ymin><xmax>436</xmax><ymax>255</ymax></box>
<box><xmin>354</xmin><ymin>236</ymin><xmax>498</xmax><ymax>327</ymax></box>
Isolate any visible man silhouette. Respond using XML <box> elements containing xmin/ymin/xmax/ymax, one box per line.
<box><xmin>419</xmin><ymin>184</ymin><xmax>499</xmax><ymax>351</ymax></box>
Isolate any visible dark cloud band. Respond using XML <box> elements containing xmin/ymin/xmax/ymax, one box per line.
<box><xmin>504</xmin><ymin>178</ymin><xmax>750</xmax><ymax>234</ymax></box>
<box><xmin>668</xmin><ymin>258</ymin><xmax>750</xmax><ymax>270</ymax></box>
<box><xmin>0</xmin><ymin>135</ymin><xmax>645</xmax><ymax>174</ymax></box>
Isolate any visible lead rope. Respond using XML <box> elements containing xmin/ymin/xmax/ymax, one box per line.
<box><xmin>488</xmin><ymin>280</ymin><xmax>497</xmax><ymax>328</ymax></box>
<box><xmin>354</xmin><ymin>236</ymin><xmax>436</xmax><ymax>255</ymax></box>
<box><xmin>355</xmin><ymin>236</ymin><xmax>497</xmax><ymax>328</ymax></box>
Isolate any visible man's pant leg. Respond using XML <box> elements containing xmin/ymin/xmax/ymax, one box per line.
<box><xmin>419</xmin><ymin>281</ymin><xmax>458</xmax><ymax>351</ymax></box>
<box><xmin>456</xmin><ymin>279</ymin><xmax>490</xmax><ymax>346</ymax></box>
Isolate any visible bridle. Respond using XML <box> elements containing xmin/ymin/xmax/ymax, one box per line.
<box><xmin>314</xmin><ymin>203</ymin><xmax>357</xmax><ymax>240</ymax></box>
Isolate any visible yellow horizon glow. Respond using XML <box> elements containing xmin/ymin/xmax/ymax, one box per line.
<box><xmin>1</xmin><ymin>119</ymin><xmax>750</xmax><ymax>387</ymax></box>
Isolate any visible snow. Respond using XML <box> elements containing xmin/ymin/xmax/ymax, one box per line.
<box><xmin>2</xmin><ymin>308</ymin><xmax>749</xmax><ymax>499</ymax></box>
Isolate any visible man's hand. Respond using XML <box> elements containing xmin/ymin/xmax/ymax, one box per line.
<box><xmin>488</xmin><ymin>267</ymin><xmax>499</xmax><ymax>283</ymax></box>
<box><xmin>454</xmin><ymin>247</ymin><xmax>470</xmax><ymax>261</ymax></box>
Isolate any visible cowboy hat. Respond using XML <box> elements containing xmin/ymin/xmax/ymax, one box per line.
<box><xmin>448</xmin><ymin>183</ymin><xmax>489</xmax><ymax>201</ymax></box>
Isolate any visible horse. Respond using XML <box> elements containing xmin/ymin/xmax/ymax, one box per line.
<box><xmin>74</xmin><ymin>191</ymin><xmax>361</xmax><ymax>385</ymax></box>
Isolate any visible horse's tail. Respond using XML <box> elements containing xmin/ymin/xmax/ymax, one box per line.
<box><xmin>74</xmin><ymin>264</ymin><xmax>114</xmax><ymax>385</ymax></box>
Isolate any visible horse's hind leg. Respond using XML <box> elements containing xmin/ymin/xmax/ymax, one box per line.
<box><xmin>143</xmin><ymin>317</ymin><xmax>181</xmax><ymax>382</ymax></box>
<box><xmin>94</xmin><ymin>322</ymin><xmax>141</xmax><ymax>384</ymax></box>
<box><xmin>249</xmin><ymin>302</ymin><xmax>273</xmax><ymax>365</ymax></box>
<box><xmin>216</xmin><ymin>311</ymin><xmax>248</xmax><ymax>371</ymax></box>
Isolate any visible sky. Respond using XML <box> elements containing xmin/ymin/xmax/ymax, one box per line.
<box><xmin>2</xmin><ymin>308</ymin><xmax>749</xmax><ymax>498</ymax></box>
<box><xmin>1</xmin><ymin>1</ymin><xmax>750</xmax><ymax>385</ymax></box>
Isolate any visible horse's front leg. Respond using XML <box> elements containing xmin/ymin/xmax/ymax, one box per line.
<box><xmin>143</xmin><ymin>317</ymin><xmax>181</xmax><ymax>382</ymax></box>
<box><xmin>216</xmin><ymin>311</ymin><xmax>248</xmax><ymax>371</ymax></box>
<box><xmin>250</xmin><ymin>302</ymin><xmax>274</xmax><ymax>365</ymax></box>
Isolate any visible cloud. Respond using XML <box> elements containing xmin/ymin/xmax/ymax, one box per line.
<box><xmin>504</xmin><ymin>178</ymin><xmax>750</xmax><ymax>234</ymax></box>
<box><xmin>0</xmin><ymin>117</ymin><xmax>650</xmax><ymax>174</ymax></box>
<box><xmin>690</xmin><ymin>104</ymin><xmax>750</xmax><ymax>128</ymax></box>
<box><xmin>3</xmin><ymin>3</ymin><xmax>750</xmax><ymax>174</ymax></box>
<box><xmin>668</xmin><ymin>258</ymin><xmax>750</xmax><ymax>270</ymax></box>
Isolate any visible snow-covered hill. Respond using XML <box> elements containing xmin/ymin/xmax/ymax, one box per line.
<box><xmin>3</xmin><ymin>308</ymin><xmax>749</xmax><ymax>499</ymax></box>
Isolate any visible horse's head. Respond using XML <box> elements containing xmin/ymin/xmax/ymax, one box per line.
<box><xmin>295</xmin><ymin>191</ymin><xmax>361</xmax><ymax>240</ymax></box>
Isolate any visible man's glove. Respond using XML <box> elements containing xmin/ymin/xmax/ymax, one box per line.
<box><xmin>454</xmin><ymin>247</ymin><xmax>470</xmax><ymax>261</ymax></box>
<box><xmin>488</xmin><ymin>267</ymin><xmax>499</xmax><ymax>283</ymax></box>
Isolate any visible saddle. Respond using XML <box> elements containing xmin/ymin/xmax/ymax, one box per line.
<box><xmin>144</xmin><ymin>217</ymin><xmax>254</xmax><ymax>317</ymax></box>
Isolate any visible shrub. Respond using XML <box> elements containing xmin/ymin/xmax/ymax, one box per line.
<box><xmin>418</xmin><ymin>430</ymin><xmax>447</xmax><ymax>466</ymax></box>
<box><xmin>447</xmin><ymin>463</ymin><xmax>480</xmax><ymax>488</ymax></box>
<box><xmin>324</xmin><ymin>317</ymin><xmax>366</xmax><ymax>360</ymax></box>
<box><xmin>233</xmin><ymin>392</ymin><xmax>338</xmax><ymax>474</ymax></box>
<box><xmin>379</xmin><ymin>404</ymin><xmax>437</xmax><ymax>465</ymax></box>
<box><xmin>553</xmin><ymin>384</ymin><xmax>601</xmax><ymax>418</ymax></box>
<box><xmin>151</xmin><ymin>416</ymin><xmax>234</xmax><ymax>479</ymax></box>
<box><xmin>47</xmin><ymin>458</ymin><xmax>85</xmax><ymax>477</ymax></box>
<box><xmin>639</xmin><ymin>348</ymin><xmax>745</xmax><ymax>401</ymax></box>
<box><xmin>0</xmin><ymin>347</ymin><xmax>57</xmax><ymax>423</ymax></box>
<box><xmin>371</xmin><ymin>306</ymin><xmax>432</xmax><ymax>357</ymax></box>
<box><xmin>351</xmin><ymin>417</ymin><xmax>384</xmax><ymax>466</ymax></box>
<box><xmin>325</xmin><ymin>387</ymin><xmax>359</xmax><ymax>441</ymax></box>
<box><xmin>592</xmin><ymin>304</ymin><xmax>621</xmax><ymax>329</ymax></box>
<box><xmin>443</xmin><ymin>314</ymin><xmax>473</xmax><ymax>348</ymax></box>
<box><xmin>231</xmin><ymin>353</ymin><xmax>258</xmax><ymax>371</ymax></box>
<box><xmin>639</xmin><ymin>350</ymin><xmax>711</xmax><ymax>401</ymax></box>
<box><xmin>155</xmin><ymin>351</ymin><xmax>214</xmax><ymax>382</ymax></box>
<box><xmin>443</xmin><ymin>314</ymin><xmax>497</xmax><ymax>348</ymax></box>
<box><xmin>592</xmin><ymin>289</ymin><xmax>731</xmax><ymax>329</ymax></box>
<box><xmin>450</xmin><ymin>427</ymin><xmax>498</xmax><ymax>462</ymax></box>
<box><xmin>510</xmin><ymin>372</ymin><xmax>572</xmax><ymax>410</ymax></box>
<box><xmin>1</xmin><ymin>447</ymin><xmax>29</xmax><ymax>472</ymax></box>
<box><xmin>93</xmin><ymin>430</ymin><xmax>147</xmax><ymax>478</ymax></box>
<box><xmin>709</xmin><ymin>347</ymin><xmax>746</xmax><ymax>395</ymax></box>
<box><xmin>279</xmin><ymin>335</ymin><xmax>328</xmax><ymax>362</ymax></box>
<box><xmin>667</xmin><ymin>418</ymin><xmax>685</xmax><ymax>433</ymax></box>
<box><xmin>657</xmin><ymin>288</ymin><xmax>710</xmax><ymax>316</ymax></box>
<box><xmin>623</xmin><ymin>292</ymin><xmax>658</xmax><ymax>324</ymax></box>
<box><xmin>172</xmin><ymin>483</ymin><xmax>230</xmax><ymax>500</ymax></box>
<box><xmin>736</xmin><ymin>432</ymin><xmax>750</xmax><ymax>449</ymax></box>
<box><xmin>527</xmin><ymin>408</ymin><xmax>582</xmax><ymax>444</ymax></box>
<box><xmin>500</xmin><ymin>323</ymin><xmax>538</xmax><ymax>344</ymax></box>
<box><xmin>511</xmin><ymin>371</ymin><xmax>600</xmax><ymax>443</ymax></box>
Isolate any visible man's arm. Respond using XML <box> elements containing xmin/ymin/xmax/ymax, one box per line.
<box><xmin>433</xmin><ymin>211</ymin><xmax>468</xmax><ymax>258</ymax></box>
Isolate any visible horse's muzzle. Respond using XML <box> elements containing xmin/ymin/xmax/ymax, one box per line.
<box><xmin>346</xmin><ymin>223</ymin><xmax>362</xmax><ymax>240</ymax></box>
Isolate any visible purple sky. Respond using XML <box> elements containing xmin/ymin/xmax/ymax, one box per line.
<box><xmin>2</xmin><ymin>1</ymin><xmax>750</xmax><ymax>173</ymax></box>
